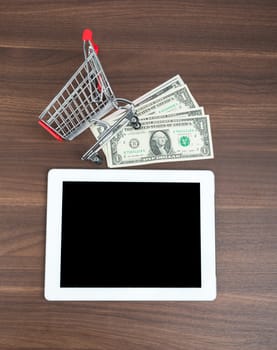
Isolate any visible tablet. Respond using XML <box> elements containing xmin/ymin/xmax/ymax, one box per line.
<box><xmin>44</xmin><ymin>169</ymin><xmax>216</xmax><ymax>301</ymax></box>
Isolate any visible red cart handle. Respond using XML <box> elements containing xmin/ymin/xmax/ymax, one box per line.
<box><xmin>82</xmin><ymin>28</ymin><xmax>99</xmax><ymax>54</ymax></box>
<box><xmin>38</xmin><ymin>120</ymin><xmax>63</xmax><ymax>141</ymax></box>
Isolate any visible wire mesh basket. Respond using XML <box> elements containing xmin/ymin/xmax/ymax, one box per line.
<box><xmin>38</xmin><ymin>29</ymin><xmax>140</xmax><ymax>163</ymax></box>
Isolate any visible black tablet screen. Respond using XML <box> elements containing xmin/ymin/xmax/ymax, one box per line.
<box><xmin>60</xmin><ymin>181</ymin><xmax>201</xmax><ymax>288</ymax></box>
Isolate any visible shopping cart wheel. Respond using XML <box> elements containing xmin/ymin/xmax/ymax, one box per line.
<box><xmin>91</xmin><ymin>153</ymin><xmax>103</xmax><ymax>164</ymax></box>
<box><xmin>130</xmin><ymin>116</ymin><xmax>141</xmax><ymax>129</ymax></box>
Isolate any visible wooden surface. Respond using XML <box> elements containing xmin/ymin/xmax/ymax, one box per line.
<box><xmin>0</xmin><ymin>0</ymin><xmax>277</xmax><ymax>349</ymax></box>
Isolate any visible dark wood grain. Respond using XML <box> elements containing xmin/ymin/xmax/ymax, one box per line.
<box><xmin>0</xmin><ymin>0</ymin><xmax>277</xmax><ymax>349</ymax></box>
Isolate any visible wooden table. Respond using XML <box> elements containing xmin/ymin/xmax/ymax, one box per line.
<box><xmin>0</xmin><ymin>1</ymin><xmax>276</xmax><ymax>349</ymax></box>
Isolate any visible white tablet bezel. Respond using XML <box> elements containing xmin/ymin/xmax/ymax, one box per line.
<box><xmin>44</xmin><ymin>168</ymin><xmax>216</xmax><ymax>301</ymax></box>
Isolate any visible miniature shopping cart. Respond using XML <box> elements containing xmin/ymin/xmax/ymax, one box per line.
<box><xmin>38</xmin><ymin>28</ymin><xmax>141</xmax><ymax>164</ymax></box>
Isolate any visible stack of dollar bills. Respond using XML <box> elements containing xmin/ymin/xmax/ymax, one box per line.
<box><xmin>90</xmin><ymin>75</ymin><xmax>214</xmax><ymax>167</ymax></box>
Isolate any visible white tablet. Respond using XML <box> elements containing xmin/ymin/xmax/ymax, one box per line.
<box><xmin>44</xmin><ymin>169</ymin><xmax>216</xmax><ymax>301</ymax></box>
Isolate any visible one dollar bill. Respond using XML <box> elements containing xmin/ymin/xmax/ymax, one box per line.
<box><xmin>105</xmin><ymin>115</ymin><xmax>214</xmax><ymax>167</ymax></box>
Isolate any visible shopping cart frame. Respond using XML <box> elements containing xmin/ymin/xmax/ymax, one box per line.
<box><xmin>38</xmin><ymin>28</ymin><xmax>140</xmax><ymax>164</ymax></box>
